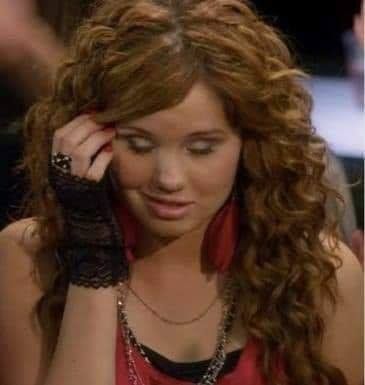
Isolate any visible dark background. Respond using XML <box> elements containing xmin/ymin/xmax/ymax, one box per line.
<box><xmin>253</xmin><ymin>0</ymin><xmax>362</xmax><ymax>76</ymax></box>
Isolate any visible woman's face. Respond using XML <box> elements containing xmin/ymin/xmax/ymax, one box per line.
<box><xmin>111</xmin><ymin>81</ymin><xmax>242</xmax><ymax>241</ymax></box>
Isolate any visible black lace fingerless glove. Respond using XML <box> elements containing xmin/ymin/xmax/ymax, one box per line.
<box><xmin>48</xmin><ymin>160</ymin><xmax>129</xmax><ymax>288</ymax></box>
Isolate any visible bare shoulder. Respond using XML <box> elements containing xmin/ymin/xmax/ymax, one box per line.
<box><xmin>0</xmin><ymin>216</ymin><xmax>41</xmax><ymax>254</ymax></box>
<box><xmin>0</xmin><ymin>217</ymin><xmax>42</xmax><ymax>291</ymax></box>
<box><xmin>0</xmin><ymin>218</ymin><xmax>47</xmax><ymax>385</ymax></box>
<box><xmin>319</xmin><ymin>233</ymin><xmax>364</xmax><ymax>385</ymax></box>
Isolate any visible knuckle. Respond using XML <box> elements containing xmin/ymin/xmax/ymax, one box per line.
<box><xmin>71</xmin><ymin>150</ymin><xmax>88</xmax><ymax>163</ymax></box>
<box><xmin>90</xmin><ymin>175</ymin><xmax>100</xmax><ymax>182</ymax></box>
<box><xmin>80</xmin><ymin>120</ymin><xmax>97</xmax><ymax>133</ymax></box>
<box><xmin>53</xmin><ymin>128</ymin><xmax>62</xmax><ymax>139</ymax></box>
<box><xmin>53</xmin><ymin>129</ymin><xmax>64</xmax><ymax>143</ymax></box>
<box><xmin>85</xmin><ymin>170</ymin><xmax>101</xmax><ymax>182</ymax></box>
<box><xmin>75</xmin><ymin>114</ymin><xmax>90</xmax><ymax>125</ymax></box>
<box><xmin>59</xmin><ymin>136</ymin><xmax>75</xmax><ymax>151</ymax></box>
<box><xmin>87</xmin><ymin>121</ymin><xmax>102</xmax><ymax>131</ymax></box>
<box><xmin>99</xmin><ymin>128</ymin><xmax>115</xmax><ymax>138</ymax></box>
<box><xmin>76</xmin><ymin>172</ymin><xmax>89</xmax><ymax>180</ymax></box>
<box><xmin>95</xmin><ymin>131</ymin><xmax>107</xmax><ymax>141</ymax></box>
<box><xmin>85</xmin><ymin>154</ymin><xmax>111</xmax><ymax>182</ymax></box>
<box><xmin>71</xmin><ymin>164</ymin><xmax>88</xmax><ymax>179</ymax></box>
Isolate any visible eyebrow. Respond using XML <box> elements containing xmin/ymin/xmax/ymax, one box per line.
<box><xmin>117</xmin><ymin>125</ymin><xmax>227</xmax><ymax>137</ymax></box>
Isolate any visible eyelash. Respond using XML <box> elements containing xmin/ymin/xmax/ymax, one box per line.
<box><xmin>121</xmin><ymin>136</ymin><xmax>217</xmax><ymax>156</ymax></box>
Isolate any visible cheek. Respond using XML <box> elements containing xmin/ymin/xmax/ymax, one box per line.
<box><xmin>191</xmin><ymin>147</ymin><xmax>241</xmax><ymax>196</ymax></box>
<box><xmin>111</xmin><ymin>152</ymin><xmax>151</xmax><ymax>189</ymax></box>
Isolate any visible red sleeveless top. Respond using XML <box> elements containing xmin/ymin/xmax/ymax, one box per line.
<box><xmin>114</xmin><ymin>322</ymin><xmax>287</xmax><ymax>385</ymax></box>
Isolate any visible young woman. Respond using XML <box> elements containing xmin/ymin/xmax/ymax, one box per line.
<box><xmin>0</xmin><ymin>1</ymin><xmax>362</xmax><ymax>385</ymax></box>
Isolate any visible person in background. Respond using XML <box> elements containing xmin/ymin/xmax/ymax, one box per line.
<box><xmin>0</xmin><ymin>0</ymin><xmax>64</xmax><ymax>101</ymax></box>
<box><xmin>350</xmin><ymin>0</ymin><xmax>364</xmax><ymax>266</ymax></box>
<box><xmin>339</xmin><ymin>0</ymin><xmax>365</xmax><ymax>266</ymax></box>
<box><xmin>0</xmin><ymin>0</ymin><xmax>93</xmax><ymax>101</ymax></box>
<box><xmin>354</xmin><ymin>0</ymin><xmax>364</xmax><ymax>49</ymax></box>
<box><xmin>0</xmin><ymin>0</ymin><xmax>92</xmax><ymax>228</ymax></box>
<box><xmin>321</xmin><ymin>0</ymin><xmax>364</xmax><ymax>267</ymax></box>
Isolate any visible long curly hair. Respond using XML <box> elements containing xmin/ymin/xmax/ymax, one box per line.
<box><xmin>17</xmin><ymin>0</ymin><xmax>345</xmax><ymax>384</ymax></box>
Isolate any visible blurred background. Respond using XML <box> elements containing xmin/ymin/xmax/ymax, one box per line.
<box><xmin>0</xmin><ymin>0</ymin><xmax>363</xmax><ymax>261</ymax></box>
<box><xmin>254</xmin><ymin>0</ymin><xmax>364</xmax><ymax>263</ymax></box>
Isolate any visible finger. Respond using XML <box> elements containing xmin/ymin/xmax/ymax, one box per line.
<box><xmin>52</xmin><ymin>114</ymin><xmax>93</xmax><ymax>153</ymax></box>
<box><xmin>70</xmin><ymin>129</ymin><xmax>116</xmax><ymax>177</ymax></box>
<box><xmin>56</xmin><ymin>120</ymin><xmax>104</xmax><ymax>155</ymax></box>
<box><xmin>55</xmin><ymin>114</ymin><xmax>91</xmax><ymax>138</ymax></box>
<box><xmin>85</xmin><ymin>147</ymin><xmax>114</xmax><ymax>182</ymax></box>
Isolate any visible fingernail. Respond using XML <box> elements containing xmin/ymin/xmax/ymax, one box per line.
<box><xmin>103</xmin><ymin>144</ymin><xmax>113</xmax><ymax>152</ymax></box>
<box><xmin>104</xmin><ymin>127</ymin><xmax>116</xmax><ymax>133</ymax></box>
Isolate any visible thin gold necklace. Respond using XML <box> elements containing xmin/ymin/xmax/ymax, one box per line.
<box><xmin>125</xmin><ymin>277</ymin><xmax>224</xmax><ymax>325</ymax></box>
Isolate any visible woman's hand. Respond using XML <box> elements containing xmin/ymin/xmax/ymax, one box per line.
<box><xmin>51</xmin><ymin>113</ymin><xmax>116</xmax><ymax>181</ymax></box>
<box><xmin>48</xmin><ymin>114</ymin><xmax>129</xmax><ymax>288</ymax></box>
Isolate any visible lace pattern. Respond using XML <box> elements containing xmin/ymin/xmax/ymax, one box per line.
<box><xmin>49</xmin><ymin>160</ymin><xmax>129</xmax><ymax>288</ymax></box>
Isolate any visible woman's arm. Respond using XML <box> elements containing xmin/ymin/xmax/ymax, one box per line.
<box><xmin>0</xmin><ymin>221</ymin><xmax>46</xmax><ymax>385</ymax></box>
<box><xmin>0</xmin><ymin>219</ymin><xmax>119</xmax><ymax>385</ymax></box>
<box><xmin>0</xmin><ymin>111</ymin><xmax>122</xmax><ymax>384</ymax></box>
<box><xmin>0</xmin><ymin>2</ymin><xmax>65</xmax><ymax>101</ymax></box>
<box><xmin>44</xmin><ymin>285</ymin><xmax>118</xmax><ymax>385</ymax></box>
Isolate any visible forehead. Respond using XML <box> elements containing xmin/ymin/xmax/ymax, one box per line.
<box><xmin>123</xmin><ymin>82</ymin><xmax>232</xmax><ymax>137</ymax></box>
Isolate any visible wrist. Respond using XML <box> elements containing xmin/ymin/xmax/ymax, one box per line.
<box><xmin>59</xmin><ymin>246</ymin><xmax>128</xmax><ymax>289</ymax></box>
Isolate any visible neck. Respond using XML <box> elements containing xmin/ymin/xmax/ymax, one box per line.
<box><xmin>130</xmin><ymin>219</ymin><xmax>218</xmax><ymax>287</ymax></box>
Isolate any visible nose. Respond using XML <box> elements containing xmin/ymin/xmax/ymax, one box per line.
<box><xmin>150</xmin><ymin>152</ymin><xmax>185</xmax><ymax>193</ymax></box>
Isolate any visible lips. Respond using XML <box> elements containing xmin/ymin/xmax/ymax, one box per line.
<box><xmin>144</xmin><ymin>194</ymin><xmax>193</xmax><ymax>205</ymax></box>
<box><xmin>143</xmin><ymin>194</ymin><xmax>194</xmax><ymax>220</ymax></box>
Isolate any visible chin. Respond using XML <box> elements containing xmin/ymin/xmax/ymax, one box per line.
<box><xmin>139</xmin><ymin>216</ymin><xmax>201</xmax><ymax>240</ymax></box>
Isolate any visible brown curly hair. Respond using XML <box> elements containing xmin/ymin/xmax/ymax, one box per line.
<box><xmin>17</xmin><ymin>0</ymin><xmax>345</xmax><ymax>384</ymax></box>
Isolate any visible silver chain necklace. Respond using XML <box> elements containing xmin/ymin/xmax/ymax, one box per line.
<box><xmin>116</xmin><ymin>273</ymin><xmax>239</xmax><ymax>385</ymax></box>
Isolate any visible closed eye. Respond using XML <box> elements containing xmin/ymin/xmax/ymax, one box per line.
<box><xmin>188</xmin><ymin>140</ymin><xmax>218</xmax><ymax>155</ymax></box>
<box><xmin>115</xmin><ymin>134</ymin><xmax>222</xmax><ymax>155</ymax></box>
<box><xmin>116</xmin><ymin>134</ymin><xmax>154</xmax><ymax>153</ymax></box>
